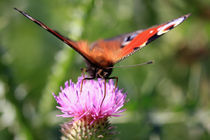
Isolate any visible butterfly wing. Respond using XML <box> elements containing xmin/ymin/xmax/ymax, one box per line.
<box><xmin>15</xmin><ymin>8</ymin><xmax>190</xmax><ymax>69</ymax></box>
<box><xmin>14</xmin><ymin>8</ymin><xmax>93</xmax><ymax>63</ymax></box>
<box><xmin>103</xmin><ymin>14</ymin><xmax>190</xmax><ymax>64</ymax></box>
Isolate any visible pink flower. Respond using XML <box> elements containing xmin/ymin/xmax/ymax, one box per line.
<box><xmin>53</xmin><ymin>76</ymin><xmax>127</xmax><ymax>124</ymax></box>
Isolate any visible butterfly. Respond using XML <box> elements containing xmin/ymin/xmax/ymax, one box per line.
<box><xmin>14</xmin><ymin>8</ymin><xmax>190</xmax><ymax>90</ymax></box>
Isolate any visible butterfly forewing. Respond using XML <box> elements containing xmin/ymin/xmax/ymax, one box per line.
<box><xmin>14</xmin><ymin>8</ymin><xmax>94</xmax><ymax>64</ymax></box>
<box><xmin>114</xmin><ymin>14</ymin><xmax>191</xmax><ymax>63</ymax></box>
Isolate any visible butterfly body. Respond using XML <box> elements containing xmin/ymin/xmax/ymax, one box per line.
<box><xmin>76</xmin><ymin>40</ymin><xmax>118</xmax><ymax>78</ymax></box>
<box><xmin>14</xmin><ymin>8</ymin><xmax>190</xmax><ymax>79</ymax></box>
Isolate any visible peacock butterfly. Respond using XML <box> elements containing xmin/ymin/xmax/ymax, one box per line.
<box><xmin>14</xmin><ymin>8</ymin><xmax>190</xmax><ymax>83</ymax></box>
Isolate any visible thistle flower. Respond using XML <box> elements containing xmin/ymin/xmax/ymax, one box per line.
<box><xmin>53</xmin><ymin>76</ymin><xmax>127</xmax><ymax>140</ymax></box>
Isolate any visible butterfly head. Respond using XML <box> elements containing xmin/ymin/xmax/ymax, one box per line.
<box><xmin>85</xmin><ymin>61</ymin><xmax>113</xmax><ymax>79</ymax></box>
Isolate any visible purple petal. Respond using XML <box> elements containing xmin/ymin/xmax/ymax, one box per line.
<box><xmin>53</xmin><ymin>75</ymin><xmax>127</xmax><ymax>124</ymax></box>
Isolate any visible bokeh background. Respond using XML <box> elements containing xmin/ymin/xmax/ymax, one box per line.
<box><xmin>1</xmin><ymin>0</ymin><xmax>210</xmax><ymax>139</ymax></box>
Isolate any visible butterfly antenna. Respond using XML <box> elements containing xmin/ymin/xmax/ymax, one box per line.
<box><xmin>108</xmin><ymin>60</ymin><xmax>154</xmax><ymax>69</ymax></box>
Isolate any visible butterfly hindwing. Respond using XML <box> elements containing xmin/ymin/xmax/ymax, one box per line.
<box><xmin>114</xmin><ymin>14</ymin><xmax>191</xmax><ymax>63</ymax></box>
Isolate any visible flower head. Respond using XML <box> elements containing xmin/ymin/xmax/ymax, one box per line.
<box><xmin>53</xmin><ymin>76</ymin><xmax>127</xmax><ymax>124</ymax></box>
<box><xmin>53</xmin><ymin>76</ymin><xmax>127</xmax><ymax>139</ymax></box>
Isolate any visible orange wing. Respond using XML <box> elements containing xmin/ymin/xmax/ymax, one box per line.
<box><xmin>15</xmin><ymin>8</ymin><xmax>190</xmax><ymax>68</ymax></box>
<box><xmin>94</xmin><ymin>14</ymin><xmax>191</xmax><ymax>64</ymax></box>
<box><xmin>14</xmin><ymin>8</ymin><xmax>94</xmax><ymax>64</ymax></box>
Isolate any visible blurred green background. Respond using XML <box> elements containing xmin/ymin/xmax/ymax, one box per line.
<box><xmin>0</xmin><ymin>0</ymin><xmax>210</xmax><ymax>139</ymax></box>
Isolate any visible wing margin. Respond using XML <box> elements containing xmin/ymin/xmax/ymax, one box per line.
<box><xmin>115</xmin><ymin>14</ymin><xmax>191</xmax><ymax>63</ymax></box>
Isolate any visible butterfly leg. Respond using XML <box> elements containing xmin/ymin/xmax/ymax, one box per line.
<box><xmin>107</xmin><ymin>76</ymin><xmax>118</xmax><ymax>92</ymax></box>
<box><xmin>80</xmin><ymin>76</ymin><xmax>95</xmax><ymax>93</ymax></box>
<box><xmin>100</xmin><ymin>77</ymin><xmax>118</xmax><ymax>108</ymax></box>
<box><xmin>80</xmin><ymin>68</ymin><xmax>87</xmax><ymax>79</ymax></box>
<box><xmin>80</xmin><ymin>68</ymin><xmax>96</xmax><ymax>93</ymax></box>
<box><xmin>80</xmin><ymin>68</ymin><xmax>87</xmax><ymax>93</ymax></box>
<box><xmin>100</xmin><ymin>78</ymin><xmax>107</xmax><ymax>108</ymax></box>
